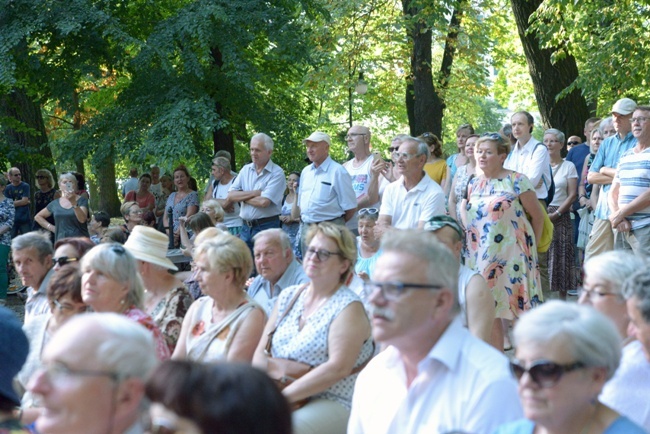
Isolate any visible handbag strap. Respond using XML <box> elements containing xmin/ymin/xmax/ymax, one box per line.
<box><xmin>264</xmin><ymin>283</ymin><xmax>309</xmax><ymax>355</ymax></box>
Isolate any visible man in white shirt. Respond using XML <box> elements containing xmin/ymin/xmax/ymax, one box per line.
<box><xmin>375</xmin><ymin>136</ymin><xmax>445</xmax><ymax>237</ymax></box>
<box><xmin>208</xmin><ymin>156</ymin><xmax>242</xmax><ymax>235</ymax></box>
<box><xmin>348</xmin><ymin>230</ymin><xmax>522</xmax><ymax>434</ymax></box>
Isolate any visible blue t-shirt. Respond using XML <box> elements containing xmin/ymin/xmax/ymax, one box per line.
<box><xmin>5</xmin><ymin>181</ymin><xmax>31</xmax><ymax>223</ymax></box>
<box><xmin>566</xmin><ymin>143</ymin><xmax>591</xmax><ymax>181</ymax></box>
<box><xmin>493</xmin><ymin>416</ymin><xmax>646</xmax><ymax>434</ymax></box>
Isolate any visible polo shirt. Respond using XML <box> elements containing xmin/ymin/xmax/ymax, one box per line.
<box><xmin>613</xmin><ymin>147</ymin><xmax>650</xmax><ymax>230</ymax></box>
<box><xmin>504</xmin><ymin>137</ymin><xmax>551</xmax><ymax>200</ymax></box>
<box><xmin>229</xmin><ymin>160</ymin><xmax>285</xmax><ymax>221</ymax></box>
<box><xmin>247</xmin><ymin>259</ymin><xmax>309</xmax><ymax>315</ymax></box>
<box><xmin>379</xmin><ymin>174</ymin><xmax>446</xmax><ymax>229</ymax></box>
<box><xmin>298</xmin><ymin>156</ymin><xmax>357</xmax><ymax>224</ymax></box>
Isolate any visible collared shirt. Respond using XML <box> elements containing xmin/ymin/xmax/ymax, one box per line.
<box><xmin>247</xmin><ymin>259</ymin><xmax>309</xmax><ymax>315</ymax></box>
<box><xmin>379</xmin><ymin>174</ymin><xmax>446</xmax><ymax>229</ymax></box>
<box><xmin>298</xmin><ymin>156</ymin><xmax>357</xmax><ymax>223</ymax></box>
<box><xmin>229</xmin><ymin>160</ymin><xmax>285</xmax><ymax>221</ymax></box>
<box><xmin>613</xmin><ymin>147</ymin><xmax>650</xmax><ymax>230</ymax></box>
<box><xmin>5</xmin><ymin>181</ymin><xmax>31</xmax><ymax>223</ymax></box>
<box><xmin>504</xmin><ymin>137</ymin><xmax>552</xmax><ymax>199</ymax></box>
<box><xmin>590</xmin><ymin>131</ymin><xmax>637</xmax><ymax>219</ymax></box>
<box><xmin>24</xmin><ymin>268</ymin><xmax>54</xmax><ymax>326</ymax></box>
<box><xmin>348</xmin><ymin>318</ymin><xmax>522</xmax><ymax>434</ymax></box>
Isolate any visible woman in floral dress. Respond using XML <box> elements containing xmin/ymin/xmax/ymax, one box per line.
<box><xmin>465</xmin><ymin>134</ymin><xmax>544</xmax><ymax>348</ymax></box>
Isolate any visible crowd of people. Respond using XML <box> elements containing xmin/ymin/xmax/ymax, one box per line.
<box><xmin>2</xmin><ymin>100</ymin><xmax>650</xmax><ymax>433</ymax></box>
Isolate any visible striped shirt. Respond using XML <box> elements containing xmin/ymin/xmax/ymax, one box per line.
<box><xmin>614</xmin><ymin>147</ymin><xmax>650</xmax><ymax>229</ymax></box>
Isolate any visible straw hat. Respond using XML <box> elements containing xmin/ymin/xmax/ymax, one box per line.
<box><xmin>124</xmin><ymin>226</ymin><xmax>178</xmax><ymax>271</ymax></box>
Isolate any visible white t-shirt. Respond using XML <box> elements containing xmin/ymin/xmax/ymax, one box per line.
<box><xmin>212</xmin><ymin>177</ymin><xmax>242</xmax><ymax>228</ymax></box>
<box><xmin>344</xmin><ymin>156</ymin><xmax>380</xmax><ymax>231</ymax></box>
<box><xmin>549</xmin><ymin>160</ymin><xmax>578</xmax><ymax>207</ymax></box>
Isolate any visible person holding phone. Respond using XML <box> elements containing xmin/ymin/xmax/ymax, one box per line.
<box><xmin>34</xmin><ymin>172</ymin><xmax>89</xmax><ymax>242</ymax></box>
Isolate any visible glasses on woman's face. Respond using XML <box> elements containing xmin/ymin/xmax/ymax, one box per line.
<box><xmin>51</xmin><ymin>298</ymin><xmax>83</xmax><ymax>312</ymax></box>
<box><xmin>36</xmin><ymin>175</ymin><xmax>47</xmax><ymax>179</ymax></box>
<box><xmin>364</xmin><ymin>281</ymin><xmax>443</xmax><ymax>301</ymax></box>
<box><xmin>53</xmin><ymin>256</ymin><xmax>79</xmax><ymax>267</ymax></box>
<box><xmin>358</xmin><ymin>208</ymin><xmax>379</xmax><ymax>216</ymax></box>
<box><xmin>509</xmin><ymin>359</ymin><xmax>585</xmax><ymax>388</ymax></box>
<box><xmin>577</xmin><ymin>286</ymin><xmax>620</xmax><ymax>301</ymax></box>
<box><xmin>305</xmin><ymin>247</ymin><xmax>342</xmax><ymax>262</ymax></box>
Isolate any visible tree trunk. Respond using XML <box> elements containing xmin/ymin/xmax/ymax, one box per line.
<box><xmin>510</xmin><ymin>0</ymin><xmax>590</xmax><ymax>138</ymax></box>
<box><xmin>210</xmin><ymin>47</ymin><xmax>236</xmax><ymax>171</ymax></box>
<box><xmin>93</xmin><ymin>145</ymin><xmax>121</xmax><ymax>217</ymax></box>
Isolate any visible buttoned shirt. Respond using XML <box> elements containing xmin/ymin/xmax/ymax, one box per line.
<box><xmin>613</xmin><ymin>147</ymin><xmax>650</xmax><ymax>230</ymax></box>
<box><xmin>229</xmin><ymin>160</ymin><xmax>285</xmax><ymax>221</ymax></box>
<box><xmin>379</xmin><ymin>174</ymin><xmax>446</xmax><ymax>229</ymax></box>
<box><xmin>298</xmin><ymin>156</ymin><xmax>357</xmax><ymax>223</ymax></box>
<box><xmin>504</xmin><ymin>137</ymin><xmax>552</xmax><ymax>200</ymax></box>
<box><xmin>24</xmin><ymin>268</ymin><xmax>54</xmax><ymax>326</ymax></box>
<box><xmin>247</xmin><ymin>259</ymin><xmax>309</xmax><ymax>315</ymax></box>
<box><xmin>348</xmin><ymin>318</ymin><xmax>522</xmax><ymax>434</ymax></box>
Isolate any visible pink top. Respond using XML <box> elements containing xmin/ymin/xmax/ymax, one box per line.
<box><xmin>125</xmin><ymin>190</ymin><xmax>156</xmax><ymax>211</ymax></box>
<box><xmin>124</xmin><ymin>306</ymin><xmax>171</xmax><ymax>360</ymax></box>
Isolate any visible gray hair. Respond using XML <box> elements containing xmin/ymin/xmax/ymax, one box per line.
<box><xmin>544</xmin><ymin>128</ymin><xmax>565</xmax><ymax>144</ymax></box>
<box><xmin>513</xmin><ymin>301</ymin><xmax>621</xmax><ymax>380</ymax></box>
<box><xmin>402</xmin><ymin>137</ymin><xmax>430</xmax><ymax>160</ymax></box>
<box><xmin>391</xmin><ymin>134</ymin><xmax>411</xmax><ymax>145</ymax></box>
<box><xmin>212</xmin><ymin>156</ymin><xmax>231</xmax><ymax>170</ymax></box>
<box><xmin>64</xmin><ymin>313</ymin><xmax>157</xmax><ymax>381</ymax></box>
<box><xmin>59</xmin><ymin>172</ymin><xmax>78</xmax><ymax>190</ymax></box>
<box><xmin>214</xmin><ymin>150</ymin><xmax>232</xmax><ymax>161</ymax></box>
<box><xmin>584</xmin><ymin>251</ymin><xmax>647</xmax><ymax>296</ymax></box>
<box><xmin>252</xmin><ymin>132</ymin><xmax>274</xmax><ymax>151</ymax></box>
<box><xmin>380</xmin><ymin>230</ymin><xmax>459</xmax><ymax>313</ymax></box>
<box><xmin>11</xmin><ymin>231</ymin><xmax>53</xmax><ymax>262</ymax></box>
<box><xmin>253</xmin><ymin>228</ymin><xmax>292</xmax><ymax>258</ymax></box>
<box><xmin>622</xmin><ymin>269</ymin><xmax>650</xmax><ymax>323</ymax></box>
<box><xmin>80</xmin><ymin>243</ymin><xmax>144</xmax><ymax>309</ymax></box>
<box><xmin>599</xmin><ymin>117</ymin><xmax>614</xmax><ymax>135</ymax></box>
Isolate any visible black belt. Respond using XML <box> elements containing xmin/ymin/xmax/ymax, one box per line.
<box><xmin>243</xmin><ymin>215</ymin><xmax>280</xmax><ymax>227</ymax></box>
<box><xmin>305</xmin><ymin>215</ymin><xmax>345</xmax><ymax>225</ymax></box>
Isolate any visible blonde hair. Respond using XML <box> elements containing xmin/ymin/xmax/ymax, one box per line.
<box><xmin>475</xmin><ymin>135</ymin><xmax>510</xmax><ymax>155</ymax></box>
<box><xmin>202</xmin><ymin>199</ymin><xmax>225</xmax><ymax>223</ymax></box>
<box><xmin>36</xmin><ymin>169</ymin><xmax>55</xmax><ymax>189</ymax></box>
<box><xmin>194</xmin><ymin>233</ymin><xmax>252</xmax><ymax>288</ymax></box>
<box><xmin>305</xmin><ymin>222</ymin><xmax>356</xmax><ymax>283</ymax></box>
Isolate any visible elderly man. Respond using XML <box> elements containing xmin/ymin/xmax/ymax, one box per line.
<box><xmin>28</xmin><ymin>313</ymin><xmax>158</xmax><ymax>434</ymax></box>
<box><xmin>423</xmin><ymin>215</ymin><xmax>495</xmax><ymax>347</ymax></box>
<box><xmin>12</xmin><ymin>232</ymin><xmax>54</xmax><ymax>325</ymax></box>
<box><xmin>226</xmin><ymin>133</ymin><xmax>285</xmax><ymax>249</ymax></box>
<box><xmin>209</xmin><ymin>156</ymin><xmax>243</xmax><ymax>235</ymax></box>
<box><xmin>586</xmin><ymin>98</ymin><xmax>638</xmax><ymax>261</ymax></box>
<box><xmin>247</xmin><ymin>229</ymin><xmax>309</xmax><ymax>315</ymax></box>
<box><xmin>375</xmin><ymin>136</ymin><xmax>445</xmax><ymax>237</ymax></box>
<box><xmin>348</xmin><ymin>230</ymin><xmax>521</xmax><ymax>434</ymax></box>
<box><xmin>6</xmin><ymin>167</ymin><xmax>31</xmax><ymax>238</ymax></box>
<box><xmin>292</xmin><ymin>131</ymin><xmax>357</xmax><ymax>247</ymax></box>
<box><xmin>343</xmin><ymin>125</ymin><xmax>380</xmax><ymax>234</ymax></box>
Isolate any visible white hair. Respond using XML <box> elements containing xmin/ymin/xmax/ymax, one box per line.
<box><xmin>252</xmin><ymin>133</ymin><xmax>274</xmax><ymax>151</ymax></box>
<box><xmin>583</xmin><ymin>251</ymin><xmax>648</xmax><ymax>295</ymax></box>
<box><xmin>59</xmin><ymin>172</ymin><xmax>78</xmax><ymax>190</ymax></box>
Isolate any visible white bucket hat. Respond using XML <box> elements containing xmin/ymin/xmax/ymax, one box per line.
<box><xmin>124</xmin><ymin>225</ymin><xmax>178</xmax><ymax>271</ymax></box>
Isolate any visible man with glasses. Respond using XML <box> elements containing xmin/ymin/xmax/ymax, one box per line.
<box><xmin>375</xmin><ymin>136</ymin><xmax>445</xmax><ymax>237</ymax></box>
<box><xmin>608</xmin><ymin>105</ymin><xmax>650</xmax><ymax>256</ymax></box>
<box><xmin>343</xmin><ymin>125</ymin><xmax>380</xmax><ymax>234</ymax></box>
<box><xmin>586</xmin><ymin>98</ymin><xmax>638</xmax><ymax>261</ymax></box>
<box><xmin>28</xmin><ymin>312</ymin><xmax>158</xmax><ymax>434</ymax></box>
<box><xmin>348</xmin><ymin>230</ymin><xmax>521</xmax><ymax>434</ymax></box>
<box><xmin>6</xmin><ymin>167</ymin><xmax>31</xmax><ymax>238</ymax></box>
<box><xmin>292</xmin><ymin>131</ymin><xmax>357</xmax><ymax>249</ymax></box>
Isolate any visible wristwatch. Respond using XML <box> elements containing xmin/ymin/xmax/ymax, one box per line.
<box><xmin>556</xmin><ymin>211</ymin><xmax>562</xmax><ymax>217</ymax></box>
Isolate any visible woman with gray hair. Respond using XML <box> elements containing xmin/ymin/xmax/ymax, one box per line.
<box><xmin>80</xmin><ymin>243</ymin><xmax>170</xmax><ymax>360</ymax></box>
<box><xmin>35</xmin><ymin>172</ymin><xmax>89</xmax><ymax>241</ymax></box>
<box><xmin>495</xmin><ymin>301</ymin><xmax>645</xmax><ymax>433</ymax></box>
<box><xmin>544</xmin><ymin>128</ymin><xmax>578</xmax><ymax>299</ymax></box>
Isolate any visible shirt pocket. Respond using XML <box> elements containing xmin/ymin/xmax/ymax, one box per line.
<box><xmin>317</xmin><ymin>181</ymin><xmax>333</xmax><ymax>201</ymax></box>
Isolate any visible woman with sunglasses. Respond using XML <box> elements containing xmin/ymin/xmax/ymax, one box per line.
<box><xmin>32</xmin><ymin>169</ymin><xmax>61</xmax><ymax>234</ymax></box>
<box><xmin>51</xmin><ymin>237</ymin><xmax>95</xmax><ymax>272</ymax></box>
<box><xmin>254</xmin><ymin>222</ymin><xmax>372</xmax><ymax>434</ymax></box>
<box><xmin>355</xmin><ymin>208</ymin><xmax>381</xmax><ymax>282</ymax></box>
<box><xmin>34</xmin><ymin>172</ymin><xmax>89</xmax><ymax>242</ymax></box>
<box><xmin>495</xmin><ymin>301</ymin><xmax>645</xmax><ymax>434</ymax></box>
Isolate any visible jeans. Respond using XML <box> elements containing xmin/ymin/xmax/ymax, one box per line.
<box><xmin>11</xmin><ymin>220</ymin><xmax>32</xmax><ymax>238</ymax></box>
<box><xmin>239</xmin><ymin>218</ymin><xmax>281</xmax><ymax>252</ymax></box>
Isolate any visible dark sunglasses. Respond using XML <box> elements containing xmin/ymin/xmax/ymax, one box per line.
<box><xmin>36</xmin><ymin>175</ymin><xmax>48</xmax><ymax>179</ymax></box>
<box><xmin>567</xmin><ymin>141</ymin><xmax>581</xmax><ymax>146</ymax></box>
<box><xmin>509</xmin><ymin>359</ymin><xmax>584</xmax><ymax>388</ymax></box>
<box><xmin>52</xmin><ymin>256</ymin><xmax>79</xmax><ymax>267</ymax></box>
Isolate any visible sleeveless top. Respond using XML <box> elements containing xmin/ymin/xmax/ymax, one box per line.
<box><xmin>271</xmin><ymin>284</ymin><xmax>374</xmax><ymax>409</ymax></box>
<box><xmin>458</xmin><ymin>264</ymin><xmax>479</xmax><ymax>327</ymax></box>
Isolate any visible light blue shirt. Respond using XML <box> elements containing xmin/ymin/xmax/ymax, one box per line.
<box><xmin>247</xmin><ymin>259</ymin><xmax>309</xmax><ymax>315</ymax></box>
<box><xmin>493</xmin><ymin>416</ymin><xmax>646</xmax><ymax>434</ymax></box>
<box><xmin>229</xmin><ymin>160</ymin><xmax>286</xmax><ymax>221</ymax></box>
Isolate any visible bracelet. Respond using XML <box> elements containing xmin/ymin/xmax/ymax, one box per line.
<box><xmin>556</xmin><ymin>211</ymin><xmax>562</xmax><ymax>217</ymax></box>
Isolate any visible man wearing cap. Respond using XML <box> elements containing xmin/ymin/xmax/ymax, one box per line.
<box><xmin>247</xmin><ymin>228</ymin><xmax>309</xmax><ymax>315</ymax></box>
<box><xmin>586</xmin><ymin>98</ymin><xmax>638</xmax><ymax>261</ymax></box>
<box><xmin>6</xmin><ymin>167</ymin><xmax>31</xmax><ymax>238</ymax></box>
<box><xmin>375</xmin><ymin>136</ymin><xmax>446</xmax><ymax>237</ymax></box>
<box><xmin>0</xmin><ymin>308</ymin><xmax>30</xmax><ymax>432</ymax></box>
<box><xmin>608</xmin><ymin>105</ymin><xmax>650</xmax><ymax>256</ymax></box>
<box><xmin>423</xmin><ymin>215</ymin><xmax>495</xmax><ymax>347</ymax></box>
<box><xmin>226</xmin><ymin>133</ymin><xmax>286</xmax><ymax>250</ymax></box>
<box><xmin>124</xmin><ymin>225</ymin><xmax>193</xmax><ymax>354</ymax></box>
<box><xmin>292</xmin><ymin>131</ymin><xmax>357</xmax><ymax>248</ymax></box>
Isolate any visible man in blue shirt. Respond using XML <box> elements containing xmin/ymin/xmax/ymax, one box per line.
<box><xmin>5</xmin><ymin>167</ymin><xmax>31</xmax><ymax>237</ymax></box>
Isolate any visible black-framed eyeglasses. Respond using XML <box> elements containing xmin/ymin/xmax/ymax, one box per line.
<box><xmin>305</xmin><ymin>247</ymin><xmax>342</xmax><ymax>262</ymax></box>
<box><xmin>509</xmin><ymin>359</ymin><xmax>585</xmax><ymax>388</ymax></box>
<box><xmin>364</xmin><ymin>281</ymin><xmax>443</xmax><ymax>301</ymax></box>
<box><xmin>345</xmin><ymin>133</ymin><xmax>367</xmax><ymax>140</ymax></box>
<box><xmin>358</xmin><ymin>208</ymin><xmax>379</xmax><ymax>216</ymax></box>
<box><xmin>53</xmin><ymin>256</ymin><xmax>79</xmax><ymax>267</ymax></box>
<box><xmin>577</xmin><ymin>286</ymin><xmax>620</xmax><ymax>300</ymax></box>
<box><xmin>567</xmin><ymin>141</ymin><xmax>581</xmax><ymax>146</ymax></box>
<box><xmin>40</xmin><ymin>361</ymin><xmax>119</xmax><ymax>384</ymax></box>
<box><xmin>481</xmin><ymin>132</ymin><xmax>504</xmax><ymax>142</ymax></box>
<box><xmin>388</xmin><ymin>147</ymin><xmax>398</xmax><ymax>153</ymax></box>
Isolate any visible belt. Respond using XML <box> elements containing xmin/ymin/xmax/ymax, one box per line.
<box><xmin>243</xmin><ymin>215</ymin><xmax>280</xmax><ymax>227</ymax></box>
<box><xmin>305</xmin><ymin>215</ymin><xmax>345</xmax><ymax>225</ymax></box>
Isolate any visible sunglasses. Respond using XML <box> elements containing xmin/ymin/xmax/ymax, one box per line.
<box><xmin>36</xmin><ymin>175</ymin><xmax>48</xmax><ymax>179</ymax></box>
<box><xmin>509</xmin><ymin>359</ymin><xmax>585</xmax><ymax>388</ymax></box>
<box><xmin>53</xmin><ymin>256</ymin><xmax>79</xmax><ymax>267</ymax></box>
<box><xmin>481</xmin><ymin>132</ymin><xmax>504</xmax><ymax>142</ymax></box>
<box><xmin>567</xmin><ymin>141</ymin><xmax>581</xmax><ymax>146</ymax></box>
<box><xmin>358</xmin><ymin>208</ymin><xmax>378</xmax><ymax>216</ymax></box>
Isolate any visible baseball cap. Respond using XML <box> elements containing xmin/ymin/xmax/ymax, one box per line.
<box><xmin>611</xmin><ymin>98</ymin><xmax>637</xmax><ymax>116</ymax></box>
<box><xmin>303</xmin><ymin>132</ymin><xmax>331</xmax><ymax>146</ymax></box>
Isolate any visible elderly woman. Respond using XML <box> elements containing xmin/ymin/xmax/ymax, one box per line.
<box><xmin>253</xmin><ymin>222</ymin><xmax>373</xmax><ymax>434</ymax></box>
<box><xmin>119</xmin><ymin>201</ymin><xmax>142</xmax><ymax>239</ymax></box>
<box><xmin>465</xmin><ymin>133</ymin><xmax>543</xmax><ymax>349</ymax></box>
<box><xmin>544</xmin><ymin>128</ymin><xmax>578</xmax><ymax>299</ymax></box>
<box><xmin>124</xmin><ymin>226</ymin><xmax>193</xmax><ymax>354</ymax></box>
<box><xmin>448</xmin><ymin>134</ymin><xmax>479</xmax><ymax>226</ymax></box>
<box><xmin>173</xmin><ymin>233</ymin><xmax>265</xmax><ymax>362</ymax></box>
<box><xmin>494</xmin><ymin>301</ymin><xmax>645</xmax><ymax>433</ymax></box>
<box><xmin>0</xmin><ymin>173</ymin><xmax>14</xmax><ymax>304</ymax></box>
<box><xmin>17</xmin><ymin>265</ymin><xmax>87</xmax><ymax>420</ymax></box>
<box><xmin>33</xmin><ymin>169</ymin><xmax>61</xmax><ymax>233</ymax></box>
<box><xmin>52</xmin><ymin>237</ymin><xmax>95</xmax><ymax>271</ymax></box>
<box><xmin>164</xmin><ymin>165</ymin><xmax>199</xmax><ymax>247</ymax></box>
<box><xmin>420</xmin><ymin>132</ymin><xmax>450</xmax><ymax>191</ymax></box>
<box><xmin>355</xmin><ymin>208</ymin><xmax>381</xmax><ymax>282</ymax></box>
<box><xmin>80</xmin><ymin>243</ymin><xmax>170</xmax><ymax>359</ymax></box>
<box><xmin>201</xmin><ymin>199</ymin><xmax>226</xmax><ymax>226</ymax></box>
<box><xmin>124</xmin><ymin>173</ymin><xmax>156</xmax><ymax>212</ymax></box>
<box><xmin>35</xmin><ymin>172</ymin><xmax>89</xmax><ymax>241</ymax></box>
<box><xmin>146</xmin><ymin>360</ymin><xmax>292</xmax><ymax>434</ymax></box>
<box><xmin>446</xmin><ymin>123</ymin><xmax>474</xmax><ymax>179</ymax></box>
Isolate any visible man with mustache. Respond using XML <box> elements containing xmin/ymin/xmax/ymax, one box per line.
<box><xmin>348</xmin><ymin>230</ymin><xmax>521</xmax><ymax>434</ymax></box>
